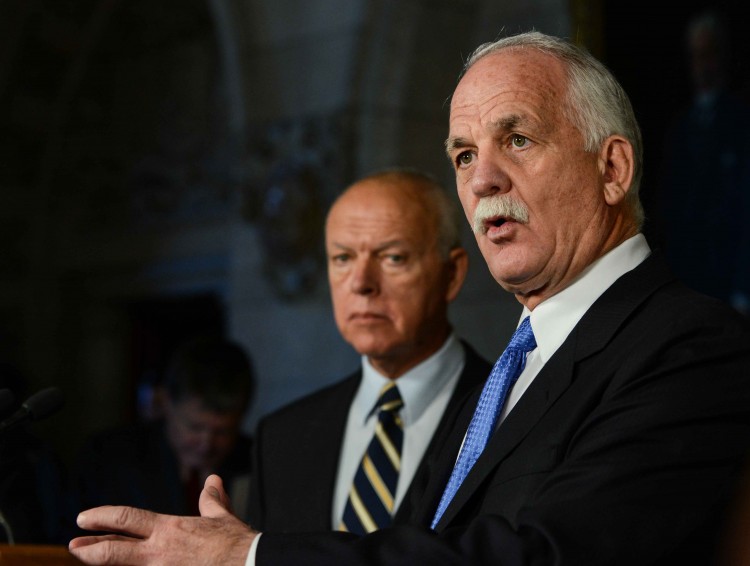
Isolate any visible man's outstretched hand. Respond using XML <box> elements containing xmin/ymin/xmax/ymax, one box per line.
<box><xmin>69</xmin><ymin>474</ymin><xmax>257</xmax><ymax>565</ymax></box>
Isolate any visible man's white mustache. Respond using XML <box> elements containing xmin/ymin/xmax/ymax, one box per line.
<box><xmin>472</xmin><ymin>196</ymin><xmax>529</xmax><ymax>234</ymax></box>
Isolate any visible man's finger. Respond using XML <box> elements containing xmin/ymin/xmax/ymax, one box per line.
<box><xmin>199</xmin><ymin>474</ymin><xmax>233</xmax><ymax>518</ymax></box>
<box><xmin>69</xmin><ymin>537</ymin><xmax>142</xmax><ymax>565</ymax></box>
<box><xmin>76</xmin><ymin>505</ymin><xmax>157</xmax><ymax>538</ymax></box>
<box><xmin>69</xmin><ymin>534</ymin><xmax>130</xmax><ymax>549</ymax></box>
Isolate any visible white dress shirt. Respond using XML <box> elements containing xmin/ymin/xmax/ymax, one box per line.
<box><xmin>331</xmin><ymin>333</ymin><xmax>466</xmax><ymax>528</ymax></box>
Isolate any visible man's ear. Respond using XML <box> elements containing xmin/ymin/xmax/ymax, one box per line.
<box><xmin>445</xmin><ymin>247</ymin><xmax>469</xmax><ymax>303</ymax></box>
<box><xmin>599</xmin><ymin>135</ymin><xmax>635</xmax><ymax>206</ymax></box>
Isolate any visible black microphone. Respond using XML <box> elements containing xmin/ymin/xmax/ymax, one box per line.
<box><xmin>0</xmin><ymin>387</ymin><xmax>64</xmax><ymax>435</ymax></box>
<box><xmin>0</xmin><ymin>389</ymin><xmax>14</xmax><ymax>419</ymax></box>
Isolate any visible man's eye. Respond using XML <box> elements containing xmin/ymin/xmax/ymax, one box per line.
<box><xmin>381</xmin><ymin>254</ymin><xmax>408</xmax><ymax>268</ymax></box>
<box><xmin>511</xmin><ymin>135</ymin><xmax>529</xmax><ymax>148</ymax></box>
<box><xmin>331</xmin><ymin>254</ymin><xmax>350</xmax><ymax>264</ymax></box>
<box><xmin>457</xmin><ymin>151</ymin><xmax>473</xmax><ymax>166</ymax></box>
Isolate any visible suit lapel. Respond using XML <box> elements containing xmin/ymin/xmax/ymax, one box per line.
<box><xmin>304</xmin><ymin>373</ymin><xmax>361</xmax><ymax>529</ymax></box>
<box><xmin>398</xmin><ymin>344</ymin><xmax>490</xmax><ymax>524</ymax></box>
<box><xmin>433</xmin><ymin>252</ymin><xmax>675</xmax><ymax>530</ymax></box>
<box><xmin>435</xmin><ymin>330</ymin><xmax>577</xmax><ymax>528</ymax></box>
<box><xmin>413</xmin><ymin>378</ymin><xmax>485</xmax><ymax>527</ymax></box>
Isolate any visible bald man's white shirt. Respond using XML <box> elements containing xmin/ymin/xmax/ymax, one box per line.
<box><xmin>332</xmin><ymin>334</ymin><xmax>465</xmax><ymax>528</ymax></box>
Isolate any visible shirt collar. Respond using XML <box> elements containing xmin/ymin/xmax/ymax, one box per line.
<box><xmin>521</xmin><ymin>234</ymin><xmax>651</xmax><ymax>364</ymax></box>
<box><xmin>357</xmin><ymin>333</ymin><xmax>465</xmax><ymax>425</ymax></box>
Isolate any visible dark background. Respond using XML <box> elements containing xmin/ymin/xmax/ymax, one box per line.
<box><xmin>602</xmin><ymin>0</ymin><xmax>750</xmax><ymax>245</ymax></box>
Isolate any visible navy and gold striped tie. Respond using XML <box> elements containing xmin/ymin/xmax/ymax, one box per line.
<box><xmin>339</xmin><ymin>381</ymin><xmax>404</xmax><ymax>534</ymax></box>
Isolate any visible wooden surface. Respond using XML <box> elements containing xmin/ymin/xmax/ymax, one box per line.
<box><xmin>0</xmin><ymin>544</ymin><xmax>82</xmax><ymax>565</ymax></box>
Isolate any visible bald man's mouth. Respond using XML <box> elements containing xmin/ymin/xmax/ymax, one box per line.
<box><xmin>349</xmin><ymin>311</ymin><xmax>388</xmax><ymax>322</ymax></box>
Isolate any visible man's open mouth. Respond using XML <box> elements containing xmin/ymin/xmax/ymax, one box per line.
<box><xmin>477</xmin><ymin>216</ymin><xmax>509</xmax><ymax>235</ymax></box>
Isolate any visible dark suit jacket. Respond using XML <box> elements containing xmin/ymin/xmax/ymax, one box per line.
<box><xmin>248</xmin><ymin>341</ymin><xmax>491</xmax><ymax>532</ymax></box>
<box><xmin>257</xmin><ymin>252</ymin><xmax>750</xmax><ymax>565</ymax></box>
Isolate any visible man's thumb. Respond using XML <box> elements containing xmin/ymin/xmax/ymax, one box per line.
<box><xmin>199</xmin><ymin>474</ymin><xmax>234</xmax><ymax>518</ymax></box>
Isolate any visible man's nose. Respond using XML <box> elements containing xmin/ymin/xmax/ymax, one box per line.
<box><xmin>350</xmin><ymin>258</ymin><xmax>379</xmax><ymax>295</ymax></box>
<box><xmin>194</xmin><ymin>429</ymin><xmax>214</xmax><ymax>451</ymax></box>
<box><xmin>469</xmin><ymin>153</ymin><xmax>512</xmax><ymax>198</ymax></box>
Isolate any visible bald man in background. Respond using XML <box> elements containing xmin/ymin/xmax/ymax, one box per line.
<box><xmin>248</xmin><ymin>168</ymin><xmax>489</xmax><ymax>533</ymax></box>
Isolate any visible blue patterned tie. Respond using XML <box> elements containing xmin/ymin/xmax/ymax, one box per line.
<box><xmin>340</xmin><ymin>382</ymin><xmax>404</xmax><ymax>534</ymax></box>
<box><xmin>431</xmin><ymin>316</ymin><xmax>536</xmax><ymax>528</ymax></box>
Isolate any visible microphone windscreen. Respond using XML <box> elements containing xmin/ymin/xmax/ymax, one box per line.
<box><xmin>23</xmin><ymin>387</ymin><xmax>64</xmax><ymax>421</ymax></box>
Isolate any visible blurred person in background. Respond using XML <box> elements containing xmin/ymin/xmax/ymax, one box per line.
<box><xmin>658</xmin><ymin>9</ymin><xmax>750</xmax><ymax>313</ymax></box>
<box><xmin>73</xmin><ymin>336</ymin><xmax>255</xmax><ymax>521</ymax></box>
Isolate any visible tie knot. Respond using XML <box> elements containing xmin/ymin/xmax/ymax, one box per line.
<box><xmin>508</xmin><ymin>316</ymin><xmax>536</xmax><ymax>353</ymax></box>
<box><xmin>375</xmin><ymin>381</ymin><xmax>403</xmax><ymax>414</ymax></box>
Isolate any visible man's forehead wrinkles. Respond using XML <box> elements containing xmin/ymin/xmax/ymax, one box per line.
<box><xmin>328</xmin><ymin>224</ymin><xmax>413</xmax><ymax>247</ymax></box>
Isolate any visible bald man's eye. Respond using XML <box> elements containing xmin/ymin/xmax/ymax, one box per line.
<box><xmin>511</xmin><ymin>135</ymin><xmax>529</xmax><ymax>148</ymax></box>
<box><xmin>330</xmin><ymin>253</ymin><xmax>351</xmax><ymax>266</ymax></box>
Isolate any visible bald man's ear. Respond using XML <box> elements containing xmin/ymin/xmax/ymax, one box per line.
<box><xmin>445</xmin><ymin>247</ymin><xmax>469</xmax><ymax>303</ymax></box>
<box><xmin>599</xmin><ymin>135</ymin><xmax>635</xmax><ymax>206</ymax></box>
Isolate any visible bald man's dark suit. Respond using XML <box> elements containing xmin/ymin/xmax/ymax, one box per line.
<box><xmin>248</xmin><ymin>342</ymin><xmax>490</xmax><ymax>532</ymax></box>
<box><xmin>256</xmin><ymin>252</ymin><xmax>750</xmax><ymax>565</ymax></box>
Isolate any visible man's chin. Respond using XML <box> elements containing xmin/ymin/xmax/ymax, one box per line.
<box><xmin>348</xmin><ymin>335</ymin><xmax>404</xmax><ymax>359</ymax></box>
<box><xmin>344</xmin><ymin>326</ymin><xmax>393</xmax><ymax>348</ymax></box>
<box><xmin>487</xmin><ymin>265</ymin><xmax>536</xmax><ymax>296</ymax></box>
<box><xmin>352</xmin><ymin>344</ymin><xmax>397</xmax><ymax>359</ymax></box>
